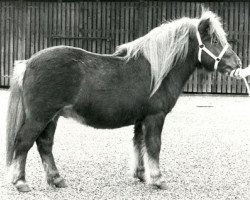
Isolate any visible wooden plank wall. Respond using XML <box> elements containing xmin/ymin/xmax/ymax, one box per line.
<box><xmin>0</xmin><ymin>0</ymin><xmax>249</xmax><ymax>94</ymax></box>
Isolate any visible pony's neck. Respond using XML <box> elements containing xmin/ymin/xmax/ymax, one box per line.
<box><xmin>158</xmin><ymin>45</ymin><xmax>198</xmax><ymax>111</ymax></box>
<box><xmin>165</xmin><ymin>57</ymin><xmax>197</xmax><ymax>93</ymax></box>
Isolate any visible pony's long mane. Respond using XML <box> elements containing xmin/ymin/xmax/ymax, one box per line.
<box><xmin>114</xmin><ymin>10</ymin><xmax>228</xmax><ymax>95</ymax></box>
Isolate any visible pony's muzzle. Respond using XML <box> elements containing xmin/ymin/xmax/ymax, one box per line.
<box><xmin>229</xmin><ymin>68</ymin><xmax>242</xmax><ymax>79</ymax></box>
<box><xmin>224</xmin><ymin>58</ymin><xmax>242</xmax><ymax>78</ymax></box>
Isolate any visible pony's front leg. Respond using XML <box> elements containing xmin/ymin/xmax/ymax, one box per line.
<box><xmin>142</xmin><ymin>112</ymin><xmax>167</xmax><ymax>189</ymax></box>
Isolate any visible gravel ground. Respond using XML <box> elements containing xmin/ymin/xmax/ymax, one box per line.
<box><xmin>0</xmin><ymin>89</ymin><xmax>250</xmax><ymax>200</ymax></box>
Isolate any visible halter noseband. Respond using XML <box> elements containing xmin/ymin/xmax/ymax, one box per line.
<box><xmin>196</xmin><ymin>31</ymin><xmax>229</xmax><ymax>70</ymax></box>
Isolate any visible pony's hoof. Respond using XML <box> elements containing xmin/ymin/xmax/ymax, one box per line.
<box><xmin>148</xmin><ymin>180</ymin><xmax>168</xmax><ymax>190</ymax></box>
<box><xmin>15</xmin><ymin>181</ymin><xmax>31</xmax><ymax>192</ymax></box>
<box><xmin>133</xmin><ymin>169</ymin><xmax>145</xmax><ymax>182</ymax></box>
<box><xmin>54</xmin><ymin>177</ymin><xmax>67</xmax><ymax>188</ymax></box>
<box><xmin>137</xmin><ymin>173</ymin><xmax>145</xmax><ymax>182</ymax></box>
<box><xmin>150</xmin><ymin>181</ymin><xmax>168</xmax><ymax>190</ymax></box>
<box><xmin>156</xmin><ymin>181</ymin><xmax>168</xmax><ymax>190</ymax></box>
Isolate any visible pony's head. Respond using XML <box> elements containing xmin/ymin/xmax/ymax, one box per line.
<box><xmin>195</xmin><ymin>11</ymin><xmax>241</xmax><ymax>75</ymax></box>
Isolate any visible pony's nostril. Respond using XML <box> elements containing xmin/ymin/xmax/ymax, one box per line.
<box><xmin>237</xmin><ymin>59</ymin><xmax>242</xmax><ymax>67</ymax></box>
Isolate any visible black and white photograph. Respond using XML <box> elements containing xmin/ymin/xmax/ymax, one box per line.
<box><xmin>0</xmin><ymin>0</ymin><xmax>249</xmax><ymax>199</ymax></box>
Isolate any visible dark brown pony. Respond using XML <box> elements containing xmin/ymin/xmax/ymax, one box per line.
<box><xmin>6</xmin><ymin>10</ymin><xmax>241</xmax><ymax>192</ymax></box>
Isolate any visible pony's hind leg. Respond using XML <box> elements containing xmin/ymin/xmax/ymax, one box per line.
<box><xmin>36</xmin><ymin>115</ymin><xmax>67</xmax><ymax>188</ymax></box>
<box><xmin>9</xmin><ymin>119</ymin><xmax>46</xmax><ymax>192</ymax></box>
<box><xmin>142</xmin><ymin>112</ymin><xmax>167</xmax><ymax>190</ymax></box>
<box><xmin>131</xmin><ymin>121</ymin><xmax>145</xmax><ymax>182</ymax></box>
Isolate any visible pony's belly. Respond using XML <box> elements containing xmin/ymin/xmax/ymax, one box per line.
<box><xmin>61</xmin><ymin>105</ymin><xmax>134</xmax><ymax>129</ymax></box>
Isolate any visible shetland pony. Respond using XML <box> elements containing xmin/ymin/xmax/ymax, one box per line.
<box><xmin>6</xmin><ymin>10</ymin><xmax>241</xmax><ymax>192</ymax></box>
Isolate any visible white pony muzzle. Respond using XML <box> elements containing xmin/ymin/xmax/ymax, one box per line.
<box><xmin>196</xmin><ymin>31</ymin><xmax>229</xmax><ymax>70</ymax></box>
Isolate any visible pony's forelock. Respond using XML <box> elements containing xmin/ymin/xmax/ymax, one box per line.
<box><xmin>199</xmin><ymin>10</ymin><xmax>228</xmax><ymax>46</ymax></box>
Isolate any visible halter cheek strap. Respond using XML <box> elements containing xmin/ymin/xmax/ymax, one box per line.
<box><xmin>196</xmin><ymin>31</ymin><xmax>229</xmax><ymax>70</ymax></box>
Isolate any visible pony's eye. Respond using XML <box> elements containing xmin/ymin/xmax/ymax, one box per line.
<box><xmin>212</xmin><ymin>37</ymin><xmax>218</xmax><ymax>44</ymax></box>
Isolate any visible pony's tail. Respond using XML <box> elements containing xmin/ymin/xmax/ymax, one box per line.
<box><xmin>6</xmin><ymin>60</ymin><xmax>27</xmax><ymax>166</ymax></box>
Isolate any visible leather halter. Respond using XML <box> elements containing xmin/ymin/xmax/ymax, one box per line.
<box><xmin>196</xmin><ymin>31</ymin><xmax>229</xmax><ymax>70</ymax></box>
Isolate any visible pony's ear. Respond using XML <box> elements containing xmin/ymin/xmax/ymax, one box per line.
<box><xmin>198</xmin><ymin>18</ymin><xmax>210</xmax><ymax>35</ymax></box>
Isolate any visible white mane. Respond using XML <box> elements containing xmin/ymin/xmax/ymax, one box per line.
<box><xmin>115</xmin><ymin>10</ymin><xmax>228</xmax><ymax>96</ymax></box>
